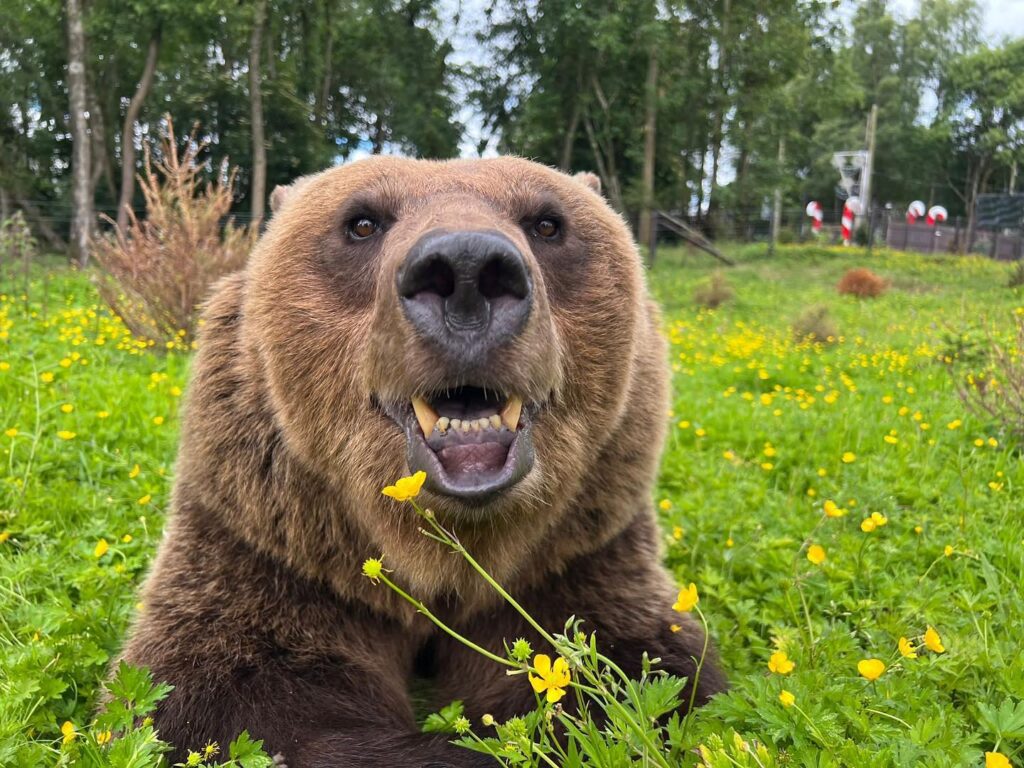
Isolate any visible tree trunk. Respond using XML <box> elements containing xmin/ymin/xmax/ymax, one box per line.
<box><xmin>769</xmin><ymin>137</ymin><xmax>785</xmax><ymax>253</ymax></box>
<box><xmin>249</xmin><ymin>0</ymin><xmax>268</xmax><ymax>225</ymax></box>
<box><xmin>582</xmin><ymin>112</ymin><xmax>624</xmax><ymax>213</ymax></box>
<box><xmin>964</xmin><ymin>159</ymin><xmax>984</xmax><ymax>254</ymax></box>
<box><xmin>66</xmin><ymin>0</ymin><xmax>93</xmax><ymax>266</ymax></box>
<box><xmin>117</xmin><ymin>27</ymin><xmax>162</xmax><ymax>232</ymax></box>
<box><xmin>558</xmin><ymin>99</ymin><xmax>581</xmax><ymax>172</ymax></box>
<box><xmin>88</xmin><ymin>78</ymin><xmax>116</xmax><ymax>200</ymax></box>
<box><xmin>707</xmin><ymin>0</ymin><xmax>731</xmax><ymax>216</ymax></box>
<box><xmin>317</xmin><ymin>4</ymin><xmax>334</xmax><ymax>127</ymax></box>
<box><xmin>637</xmin><ymin>50</ymin><xmax>659</xmax><ymax>250</ymax></box>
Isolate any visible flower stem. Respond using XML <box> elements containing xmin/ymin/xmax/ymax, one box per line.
<box><xmin>377</xmin><ymin>573</ymin><xmax>516</xmax><ymax>669</ymax></box>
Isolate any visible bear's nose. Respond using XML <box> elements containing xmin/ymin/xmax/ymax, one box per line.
<box><xmin>397</xmin><ymin>229</ymin><xmax>532</xmax><ymax>357</ymax></box>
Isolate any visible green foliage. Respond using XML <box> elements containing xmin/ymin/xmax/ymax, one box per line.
<box><xmin>2</xmin><ymin>245</ymin><xmax>1023</xmax><ymax>765</ymax></box>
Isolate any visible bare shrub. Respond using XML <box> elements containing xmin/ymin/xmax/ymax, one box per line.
<box><xmin>955</xmin><ymin>314</ymin><xmax>1024</xmax><ymax>442</ymax></box>
<box><xmin>837</xmin><ymin>267</ymin><xmax>888</xmax><ymax>298</ymax></box>
<box><xmin>793</xmin><ymin>305</ymin><xmax>838</xmax><ymax>343</ymax></box>
<box><xmin>694</xmin><ymin>270</ymin><xmax>734</xmax><ymax>308</ymax></box>
<box><xmin>1008</xmin><ymin>260</ymin><xmax>1024</xmax><ymax>289</ymax></box>
<box><xmin>93</xmin><ymin>117</ymin><xmax>255</xmax><ymax>347</ymax></box>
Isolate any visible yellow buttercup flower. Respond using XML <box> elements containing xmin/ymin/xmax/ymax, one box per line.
<box><xmin>985</xmin><ymin>752</ymin><xmax>1011</xmax><ymax>768</ymax></box>
<box><xmin>57</xmin><ymin>430</ymin><xmax>76</xmax><ymax>440</ymax></box>
<box><xmin>870</xmin><ymin>512</ymin><xmax>888</xmax><ymax>527</ymax></box>
<box><xmin>129</xmin><ymin>464</ymin><xmax>141</xmax><ymax>478</ymax></box>
<box><xmin>842</xmin><ymin>451</ymin><xmax>856</xmax><ymax>463</ymax></box>
<box><xmin>807</xmin><ymin>544</ymin><xmax>826</xmax><ymax>565</ymax></box>
<box><xmin>673</xmin><ymin>583</ymin><xmax>699</xmax><ymax>612</ymax></box>
<box><xmin>768</xmin><ymin>651</ymin><xmax>795</xmax><ymax>675</ymax></box>
<box><xmin>857</xmin><ymin>658</ymin><xmax>886</xmax><ymax>681</ymax></box>
<box><xmin>96</xmin><ymin>730</ymin><xmax>113</xmax><ymax>745</ymax></box>
<box><xmin>60</xmin><ymin>403</ymin><xmax>74</xmax><ymax>413</ymax></box>
<box><xmin>529</xmin><ymin>654</ymin><xmax>571</xmax><ymax>703</ymax></box>
<box><xmin>94</xmin><ymin>539</ymin><xmax>109</xmax><ymax>558</ymax></box>
<box><xmin>382</xmin><ymin>471</ymin><xmax>427</xmax><ymax>502</ymax></box>
<box><xmin>4</xmin><ymin>427</ymin><xmax>16</xmax><ymax>438</ymax></box>
<box><xmin>778</xmin><ymin>690</ymin><xmax>795</xmax><ymax>707</ymax></box>
<box><xmin>944</xmin><ymin>545</ymin><xmax>954</xmax><ymax>557</ymax></box>
<box><xmin>898</xmin><ymin>637</ymin><xmax>917</xmax><ymax>659</ymax></box>
<box><xmin>924</xmin><ymin>626</ymin><xmax>945</xmax><ymax>653</ymax></box>
<box><xmin>61</xmin><ymin>721</ymin><xmax>77</xmax><ymax>744</ymax></box>
<box><xmin>40</xmin><ymin>371</ymin><xmax>54</xmax><ymax>383</ymax></box>
<box><xmin>861</xmin><ymin>517</ymin><xmax>877</xmax><ymax>533</ymax></box>
<box><xmin>658</xmin><ymin>499</ymin><xmax>671</xmax><ymax>511</ymax></box>
<box><xmin>361</xmin><ymin>557</ymin><xmax>385</xmax><ymax>582</ymax></box>
<box><xmin>824</xmin><ymin>499</ymin><xmax>846</xmax><ymax>518</ymax></box>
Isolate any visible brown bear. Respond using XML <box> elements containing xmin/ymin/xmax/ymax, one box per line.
<box><xmin>119</xmin><ymin>156</ymin><xmax>726</xmax><ymax>766</ymax></box>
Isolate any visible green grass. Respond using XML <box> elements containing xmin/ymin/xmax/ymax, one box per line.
<box><xmin>1</xmin><ymin>245</ymin><xmax>1022</xmax><ymax>766</ymax></box>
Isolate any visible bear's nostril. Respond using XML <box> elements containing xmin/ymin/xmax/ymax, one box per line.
<box><xmin>478</xmin><ymin>255</ymin><xmax>528</xmax><ymax>301</ymax></box>
<box><xmin>404</xmin><ymin>256</ymin><xmax>455</xmax><ymax>300</ymax></box>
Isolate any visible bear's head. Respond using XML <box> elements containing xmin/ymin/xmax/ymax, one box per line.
<box><xmin>238</xmin><ymin>157</ymin><xmax>667</xmax><ymax>588</ymax></box>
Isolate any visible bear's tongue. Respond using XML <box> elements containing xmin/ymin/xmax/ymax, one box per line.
<box><xmin>436</xmin><ymin>442</ymin><xmax>510</xmax><ymax>475</ymax></box>
<box><xmin>410</xmin><ymin>387</ymin><xmax>522</xmax><ymax>479</ymax></box>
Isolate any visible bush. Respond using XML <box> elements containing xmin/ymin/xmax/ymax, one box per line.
<box><xmin>955</xmin><ymin>313</ymin><xmax>1024</xmax><ymax>443</ymax></box>
<box><xmin>837</xmin><ymin>267</ymin><xmax>888</xmax><ymax>298</ymax></box>
<box><xmin>694</xmin><ymin>270</ymin><xmax>735</xmax><ymax>309</ymax></box>
<box><xmin>0</xmin><ymin>211</ymin><xmax>38</xmax><ymax>267</ymax></box>
<box><xmin>93</xmin><ymin>117</ymin><xmax>255</xmax><ymax>349</ymax></box>
<box><xmin>792</xmin><ymin>305</ymin><xmax>838</xmax><ymax>343</ymax></box>
<box><xmin>1008</xmin><ymin>260</ymin><xmax>1024</xmax><ymax>289</ymax></box>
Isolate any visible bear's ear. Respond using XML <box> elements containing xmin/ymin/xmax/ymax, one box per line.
<box><xmin>270</xmin><ymin>174</ymin><xmax>316</xmax><ymax>214</ymax></box>
<box><xmin>573</xmin><ymin>171</ymin><xmax>602</xmax><ymax>195</ymax></box>
<box><xmin>270</xmin><ymin>183</ymin><xmax>295</xmax><ymax>214</ymax></box>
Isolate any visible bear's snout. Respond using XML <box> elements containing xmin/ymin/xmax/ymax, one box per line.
<box><xmin>397</xmin><ymin>229</ymin><xmax>532</xmax><ymax>363</ymax></box>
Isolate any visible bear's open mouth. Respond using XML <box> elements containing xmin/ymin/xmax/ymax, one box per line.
<box><xmin>377</xmin><ymin>386</ymin><xmax>536</xmax><ymax>501</ymax></box>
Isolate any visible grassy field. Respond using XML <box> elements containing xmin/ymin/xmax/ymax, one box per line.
<box><xmin>0</xmin><ymin>245</ymin><xmax>1021</xmax><ymax>767</ymax></box>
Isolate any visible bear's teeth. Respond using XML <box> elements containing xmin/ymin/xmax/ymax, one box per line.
<box><xmin>501</xmin><ymin>396</ymin><xmax>523</xmax><ymax>430</ymax></box>
<box><xmin>412</xmin><ymin>397</ymin><xmax>439</xmax><ymax>436</ymax></box>
<box><xmin>436</xmin><ymin>416</ymin><xmax>450</xmax><ymax>433</ymax></box>
<box><xmin>488</xmin><ymin>414</ymin><xmax>502</xmax><ymax>430</ymax></box>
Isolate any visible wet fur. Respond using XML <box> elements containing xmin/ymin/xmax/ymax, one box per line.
<box><xmin>119</xmin><ymin>157</ymin><xmax>726</xmax><ymax>765</ymax></box>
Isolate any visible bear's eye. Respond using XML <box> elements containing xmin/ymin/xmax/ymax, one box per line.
<box><xmin>348</xmin><ymin>217</ymin><xmax>380</xmax><ymax>240</ymax></box>
<box><xmin>533</xmin><ymin>218</ymin><xmax>560</xmax><ymax>239</ymax></box>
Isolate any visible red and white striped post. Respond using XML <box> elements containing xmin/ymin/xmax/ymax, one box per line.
<box><xmin>925</xmin><ymin>205</ymin><xmax>947</xmax><ymax>226</ymax></box>
<box><xmin>805</xmin><ymin>201</ymin><xmax>823</xmax><ymax>234</ymax></box>
<box><xmin>906</xmin><ymin>200</ymin><xmax>926</xmax><ymax>224</ymax></box>
<box><xmin>841</xmin><ymin>197</ymin><xmax>861</xmax><ymax>245</ymax></box>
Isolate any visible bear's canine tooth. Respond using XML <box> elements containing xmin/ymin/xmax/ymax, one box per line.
<box><xmin>436</xmin><ymin>416</ymin><xmax>450</xmax><ymax>433</ymax></box>
<box><xmin>411</xmin><ymin>397</ymin><xmax>439</xmax><ymax>436</ymax></box>
<box><xmin>500</xmin><ymin>396</ymin><xmax>523</xmax><ymax>431</ymax></box>
<box><xmin>488</xmin><ymin>414</ymin><xmax>502</xmax><ymax>430</ymax></box>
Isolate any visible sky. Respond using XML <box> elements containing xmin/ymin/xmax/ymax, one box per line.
<box><xmin>893</xmin><ymin>0</ymin><xmax>1024</xmax><ymax>40</ymax></box>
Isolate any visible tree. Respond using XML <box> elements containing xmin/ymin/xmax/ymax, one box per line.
<box><xmin>116</xmin><ymin>25</ymin><xmax>162</xmax><ymax>231</ymax></box>
<box><xmin>940</xmin><ymin>39</ymin><xmax>1024</xmax><ymax>246</ymax></box>
<box><xmin>66</xmin><ymin>0</ymin><xmax>93</xmax><ymax>265</ymax></box>
<box><xmin>249</xmin><ymin>0</ymin><xmax>268</xmax><ymax>225</ymax></box>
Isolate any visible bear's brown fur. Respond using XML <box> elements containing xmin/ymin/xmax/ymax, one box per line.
<box><xmin>119</xmin><ymin>156</ymin><xmax>725</xmax><ymax>766</ymax></box>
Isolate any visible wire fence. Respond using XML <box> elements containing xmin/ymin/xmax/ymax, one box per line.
<box><xmin>643</xmin><ymin>206</ymin><xmax>1024</xmax><ymax>260</ymax></box>
<box><xmin>3</xmin><ymin>200</ymin><xmax>1023</xmax><ymax>260</ymax></box>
